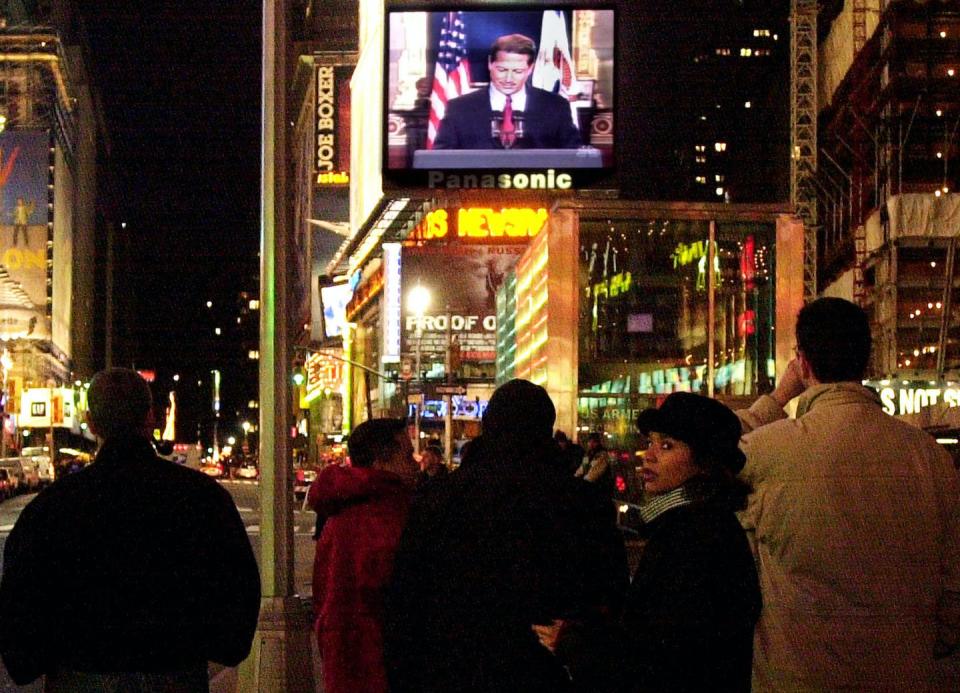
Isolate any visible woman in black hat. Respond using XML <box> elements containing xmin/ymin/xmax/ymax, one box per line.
<box><xmin>621</xmin><ymin>392</ymin><xmax>760</xmax><ymax>692</ymax></box>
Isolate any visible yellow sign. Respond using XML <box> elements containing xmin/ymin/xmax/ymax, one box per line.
<box><xmin>415</xmin><ymin>207</ymin><xmax>548</xmax><ymax>242</ymax></box>
<box><xmin>458</xmin><ymin>207</ymin><xmax>548</xmax><ymax>240</ymax></box>
<box><xmin>420</xmin><ymin>209</ymin><xmax>449</xmax><ymax>240</ymax></box>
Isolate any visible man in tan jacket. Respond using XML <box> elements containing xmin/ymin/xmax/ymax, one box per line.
<box><xmin>737</xmin><ymin>297</ymin><xmax>960</xmax><ymax>691</ymax></box>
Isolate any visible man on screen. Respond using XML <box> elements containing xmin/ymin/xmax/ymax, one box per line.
<box><xmin>433</xmin><ymin>34</ymin><xmax>583</xmax><ymax>150</ymax></box>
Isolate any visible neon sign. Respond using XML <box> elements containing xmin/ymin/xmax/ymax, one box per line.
<box><xmin>414</xmin><ymin>207</ymin><xmax>548</xmax><ymax>242</ymax></box>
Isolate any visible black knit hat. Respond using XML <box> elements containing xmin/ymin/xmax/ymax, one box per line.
<box><xmin>636</xmin><ymin>392</ymin><xmax>746</xmax><ymax>474</ymax></box>
<box><xmin>483</xmin><ymin>379</ymin><xmax>556</xmax><ymax>441</ymax></box>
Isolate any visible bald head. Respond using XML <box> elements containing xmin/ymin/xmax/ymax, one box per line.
<box><xmin>87</xmin><ymin>368</ymin><xmax>153</xmax><ymax>440</ymax></box>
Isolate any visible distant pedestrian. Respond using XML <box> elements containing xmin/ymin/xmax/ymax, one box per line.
<box><xmin>554</xmin><ymin>430</ymin><xmax>585</xmax><ymax>475</ymax></box>
<box><xmin>384</xmin><ymin>379</ymin><xmax>628</xmax><ymax>693</ymax></box>
<box><xmin>737</xmin><ymin>297</ymin><xmax>960</xmax><ymax>691</ymax></box>
<box><xmin>622</xmin><ymin>392</ymin><xmax>760</xmax><ymax>692</ymax></box>
<box><xmin>576</xmin><ymin>431</ymin><xmax>613</xmax><ymax>495</ymax></box>
<box><xmin>308</xmin><ymin>418</ymin><xmax>417</xmax><ymax>693</ymax></box>
<box><xmin>0</xmin><ymin>368</ymin><xmax>260</xmax><ymax>691</ymax></box>
<box><xmin>415</xmin><ymin>444</ymin><xmax>448</xmax><ymax>491</ymax></box>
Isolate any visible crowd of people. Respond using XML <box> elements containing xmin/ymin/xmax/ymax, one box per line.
<box><xmin>0</xmin><ymin>296</ymin><xmax>957</xmax><ymax>692</ymax></box>
<box><xmin>308</xmin><ymin>297</ymin><xmax>960</xmax><ymax>693</ymax></box>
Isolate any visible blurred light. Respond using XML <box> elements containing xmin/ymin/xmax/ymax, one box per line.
<box><xmin>215</xmin><ymin>327</ymin><xmax>221</xmax><ymax>336</ymax></box>
<box><xmin>408</xmin><ymin>285</ymin><xmax>431</xmax><ymax>315</ymax></box>
<box><xmin>206</xmin><ymin>301</ymin><xmax>213</xmax><ymax>308</ymax></box>
<box><xmin>936</xmin><ymin>437</ymin><xmax>959</xmax><ymax>445</ymax></box>
<box><xmin>173</xmin><ymin>374</ymin><xmax>180</xmax><ymax>382</ymax></box>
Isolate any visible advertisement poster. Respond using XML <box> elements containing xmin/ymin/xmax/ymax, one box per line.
<box><xmin>0</xmin><ymin>130</ymin><xmax>49</xmax><ymax>340</ymax></box>
<box><xmin>401</xmin><ymin>244</ymin><xmax>523</xmax><ymax>362</ymax></box>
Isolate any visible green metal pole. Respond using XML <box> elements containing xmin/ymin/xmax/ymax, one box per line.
<box><xmin>238</xmin><ymin>0</ymin><xmax>315</xmax><ymax>689</ymax></box>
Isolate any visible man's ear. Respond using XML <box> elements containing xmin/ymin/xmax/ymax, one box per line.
<box><xmin>797</xmin><ymin>352</ymin><xmax>816</xmax><ymax>384</ymax></box>
<box><xmin>85</xmin><ymin>412</ymin><xmax>99</xmax><ymax>438</ymax></box>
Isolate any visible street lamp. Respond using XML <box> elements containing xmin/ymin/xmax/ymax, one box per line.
<box><xmin>407</xmin><ymin>285</ymin><xmax>431</xmax><ymax>454</ymax></box>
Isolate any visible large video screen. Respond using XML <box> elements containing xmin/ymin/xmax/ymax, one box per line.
<box><xmin>385</xmin><ymin>7</ymin><xmax>615</xmax><ymax>189</ymax></box>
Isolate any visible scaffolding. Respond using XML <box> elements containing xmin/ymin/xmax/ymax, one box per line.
<box><xmin>818</xmin><ymin>1</ymin><xmax>960</xmax><ymax>378</ymax></box>
<box><xmin>791</xmin><ymin>0</ymin><xmax>819</xmax><ymax>300</ymax></box>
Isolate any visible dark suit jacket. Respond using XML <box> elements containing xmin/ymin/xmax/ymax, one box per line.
<box><xmin>0</xmin><ymin>436</ymin><xmax>261</xmax><ymax>684</ymax></box>
<box><xmin>434</xmin><ymin>86</ymin><xmax>583</xmax><ymax>150</ymax></box>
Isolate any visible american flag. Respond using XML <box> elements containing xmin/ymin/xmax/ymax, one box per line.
<box><xmin>427</xmin><ymin>11</ymin><xmax>472</xmax><ymax>149</ymax></box>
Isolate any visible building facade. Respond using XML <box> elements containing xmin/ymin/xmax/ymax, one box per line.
<box><xmin>0</xmin><ymin>1</ymin><xmax>127</xmax><ymax>454</ymax></box>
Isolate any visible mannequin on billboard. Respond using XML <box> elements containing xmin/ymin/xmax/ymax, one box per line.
<box><xmin>433</xmin><ymin>34</ymin><xmax>582</xmax><ymax>151</ymax></box>
<box><xmin>11</xmin><ymin>197</ymin><xmax>34</xmax><ymax>247</ymax></box>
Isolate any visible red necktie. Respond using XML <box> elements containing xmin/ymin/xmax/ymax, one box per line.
<box><xmin>500</xmin><ymin>96</ymin><xmax>516</xmax><ymax>148</ymax></box>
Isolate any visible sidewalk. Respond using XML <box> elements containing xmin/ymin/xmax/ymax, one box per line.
<box><xmin>209</xmin><ymin>632</ymin><xmax>324</xmax><ymax>693</ymax></box>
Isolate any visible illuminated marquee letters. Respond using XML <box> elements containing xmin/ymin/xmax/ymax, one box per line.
<box><xmin>416</xmin><ymin>208</ymin><xmax>548</xmax><ymax>242</ymax></box>
<box><xmin>458</xmin><ymin>208</ymin><xmax>548</xmax><ymax>239</ymax></box>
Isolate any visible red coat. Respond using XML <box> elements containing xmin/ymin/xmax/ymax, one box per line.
<box><xmin>307</xmin><ymin>465</ymin><xmax>412</xmax><ymax>693</ymax></box>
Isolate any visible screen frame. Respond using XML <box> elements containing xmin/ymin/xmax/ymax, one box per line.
<box><xmin>382</xmin><ymin>2</ymin><xmax>619</xmax><ymax>193</ymax></box>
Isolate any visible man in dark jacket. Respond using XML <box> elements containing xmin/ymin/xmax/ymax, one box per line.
<box><xmin>0</xmin><ymin>368</ymin><xmax>261</xmax><ymax>691</ymax></box>
<box><xmin>384</xmin><ymin>379</ymin><xmax>628</xmax><ymax>693</ymax></box>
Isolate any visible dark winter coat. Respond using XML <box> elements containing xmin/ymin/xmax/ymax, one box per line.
<box><xmin>384</xmin><ymin>436</ymin><xmax>628</xmax><ymax>693</ymax></box>
<box><xmin>622</xmin><ymin>501</ymin><xmax>760</xmax><ymax>692</ymax></box>
<box><xmin>0</xmin><ymin>436</ymin><xmax>260</xmax><ymax>685</ymax></box>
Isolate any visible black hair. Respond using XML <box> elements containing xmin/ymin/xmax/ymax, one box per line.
<box><xmin>88</xmin><ymin>368</ymin><xmax>152</xmax><ymax>440</ymax></box>
<box><xmin>796</xmin><ymin>297</ymin><xmax>872</xmax><ymax>382</ymax></box>
<box><xmin>347</xmin><ymin>418</ymin><xmax>406</xmax><ymax>468</ymax></box>
<box><xmin>423</xmin><ymin>444</ymin><xmax>444</xmax><ymax>460</ymax></box>
<box><xmin>687</xmin><ymin>450</ymin><xmax>753</xmax><ymax>512</ymax></box>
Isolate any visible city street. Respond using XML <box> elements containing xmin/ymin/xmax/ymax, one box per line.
<box><xmin>0</xmin><ymin>479</ymin><xmax>321</xmax><ymax>692</ymax></box>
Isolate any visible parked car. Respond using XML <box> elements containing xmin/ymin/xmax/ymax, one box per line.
<box><xmin>237</xmin><ymin>463</ymin><xmax>258</xmax><ymax>480</ymax></box>
<box><xmin>0</xmin><ymin>469</ymin><xmax>12</xmax><ymax>500</ymax></box>
<box><xmin>294</xmin><ymin>467</ymin><xmax>317</xmax><ymax>499</ymax></box>
<box><xmin>21</xmin><ymin>446</ymin><xmax>55</xmax><ymax>485</ymax></box>
<box><xmin>200</xmin><ymin>461</ymin><xmax>224</xmax><ymax>478</ymax></box>
<box><xmin>0</xmin><ymin>458</ymin><xmax>26</xmax><ymax>494</ymax></box>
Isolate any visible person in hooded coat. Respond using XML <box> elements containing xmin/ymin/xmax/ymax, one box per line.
<box><xmin>307</xmin><ymin>418</ymin><xmax>417</xmax><ymax>693</ymax></box>
<box><xmin>384</xmin><ymin>379</ymin><xmax>628</xmax><ymax>693</ymax></box>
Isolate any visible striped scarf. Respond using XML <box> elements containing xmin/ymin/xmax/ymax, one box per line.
<box><xmin>640</xmin><ymin>485</ymin><xmax>694</xmax><ymax>524</ymax></box>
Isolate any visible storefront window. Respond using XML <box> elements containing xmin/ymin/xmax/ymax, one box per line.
<box><xmin>577</xmin><ymin>216</ymin><xmax>776</xmax><ymax>450</ymax></box>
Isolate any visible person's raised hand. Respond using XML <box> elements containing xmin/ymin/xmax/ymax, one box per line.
<box><xmin>771</xmin><ymin>358</ymin><xmax>805</xmax><ymax>407</ymax></box>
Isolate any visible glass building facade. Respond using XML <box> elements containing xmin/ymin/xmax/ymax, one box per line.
<box><xmin>577</xmin><ymin>215</ymin><xmax>777</xmax><ymax>449</ymax></box>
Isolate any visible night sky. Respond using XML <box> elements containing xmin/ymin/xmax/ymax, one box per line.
<box><xmin>79</xmin><ymin>2</ymin><xmax>263</xmax><ymax>442</ymax></box>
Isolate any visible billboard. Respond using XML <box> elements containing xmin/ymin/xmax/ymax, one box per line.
<box><xmin>19</xmin><ymin>387</ymin><xmax>78</xmax><ymax>431</ymax></box>
<box><xmin>401</xmin><ymin>243</ymin><xmax>523</xmax><ymax>362</ymax></box>
<box><xmin>0</xmin><ymin>130</ymin><xmax>49</xmax><ymax>340</ymax></box>
<box><xmin>315</xmin><ymin>64</ymin><xmax>353</xmax><ymax>185</ymax></box>
<box><xmin>385</xmin><ymin>8</ymin><xmax>615</xmax><ymax>189</ymax></box>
